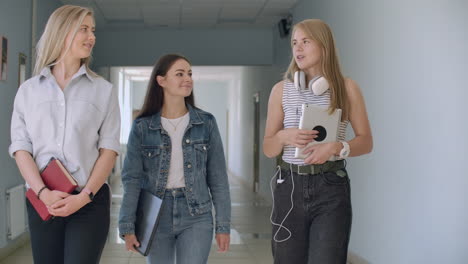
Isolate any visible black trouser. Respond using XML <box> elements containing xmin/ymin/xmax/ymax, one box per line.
<box><xmin>26</xmin><ymin>184</ymin><xmax>110</xmax><ymax>264</ymax></box>
<box><xmin>271</xmin><ymin>168</ymin><xmax>352</xmax><ymax>264</ymax></box>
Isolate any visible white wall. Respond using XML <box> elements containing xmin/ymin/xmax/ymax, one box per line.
<box><xmin>274</xmin><ymin>0</ymin><xmax>468</xmax><ymax>263</ymax></box>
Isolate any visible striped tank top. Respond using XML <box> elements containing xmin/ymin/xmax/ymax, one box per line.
<box><xmin>282</xmin><ymin>80</ymin><xmax>348</xmax><ymax>165</ymax></box>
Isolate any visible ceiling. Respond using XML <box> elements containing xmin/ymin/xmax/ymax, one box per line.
<box><xmin>60</xmin><ymin>0</ymin><xmax>297</xmax><ymax>30</ymax></box>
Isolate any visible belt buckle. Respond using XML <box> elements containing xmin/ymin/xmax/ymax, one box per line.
<box><xmin>297</xmin><ymin>165</ymin><xmax>309</xmax><ymax>175</ymax></box>
<box><xmin>306</xmin><ymin>164</ymin><xmax>320</xmax><ymax>175</ymax></box>
<box><xmin>310</xmin><ymin>165</ymin><xmax>316</xmax><ymax>175</ymax></box>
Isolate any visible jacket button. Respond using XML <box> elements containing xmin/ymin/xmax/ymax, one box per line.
<box><xmin>186</xmin><ymin>139</ymin><xmax>190</xmax><ymax>144</ymax></box>
<box><xmin>203</xmin><ymin>146</ymin><xmax>207</xmax><ymax>151</ymax></box>
<box><xmin>187</xmin><ymin>164</ymin><xmax>192</xmax><ymax>169</ymax></box>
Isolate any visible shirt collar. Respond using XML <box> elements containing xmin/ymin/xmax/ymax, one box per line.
<box><xmin>39</xmin><ymin>64</ymin><xmax>94</xmax><ymax>82</ymax></box>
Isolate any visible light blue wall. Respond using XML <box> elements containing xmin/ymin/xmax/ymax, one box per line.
<box><xmin>228</xmin><ymin>66</ymin><xmax>281</xmax><ymax>201</ymax></box>
<box><xmin>273</xmin><ymin>22</ymin><xmax>291</xmax><ymax>73</ymax></box>
<box><xmin>92</xmin><ymin>29</ymin><xmax>273</xmax><ymax>67</ymax></box>
<box><xmin>0</xmin><ymin>0</ymin><xmax>61</xmax><ymax>250</ymax></box>
<box><xmin>0</xmin><ymin>0</ymin><xmax>33</xmax><ymax>249</ymax></box>
<box><xmin>274</xmin><ymin>0</ymin><xmax>468</xmax><ymax>263</ymax></box>
<box><xmin>194</xmin><ymin>79</ymin><xmax>229</xmax><ymax>154</ymax></box>
<box><xmin>35</xmin><ymin>0</ymin><xmax>61</xmax><ymax>43</ymax></box>
<box><xmin>256</xmin><ymin>66</ymin><xmax>283</xmax><ymax>202</ymax></box>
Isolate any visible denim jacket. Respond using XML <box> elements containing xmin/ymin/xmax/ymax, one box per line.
<box><xmin>119</xmin><ymin>105</ymin><xmax>231</xmax><ymax>235</ymax></box>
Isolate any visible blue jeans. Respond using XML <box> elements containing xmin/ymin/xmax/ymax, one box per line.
<box><xmin>147</xmin><ymin>188</ymin><xmax>214</xmax><ymax>264</ymax></box>
<box><xmin>271</xmin><ymin>168</ymin><xmax>352</xmax><ymax>264</ymax></box>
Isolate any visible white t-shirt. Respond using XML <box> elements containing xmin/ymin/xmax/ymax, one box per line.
<box><xmin>160</xmin><ymin>112</ymin><xmax>190</xmax><ymax>189</ymax></box>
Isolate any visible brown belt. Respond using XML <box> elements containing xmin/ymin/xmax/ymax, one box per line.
<box><xmin>280</xmin><ymin>159</ymin><xmax>345</xmax><ymax>175</ymax></box>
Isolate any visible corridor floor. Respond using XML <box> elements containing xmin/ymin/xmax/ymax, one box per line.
<box><xmin>0</xmin><ymin>176</ymin><xmax>274</xmax><ymax>264</ymax></box>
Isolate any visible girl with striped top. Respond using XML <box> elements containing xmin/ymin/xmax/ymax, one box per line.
<box><xmin>263</xmin><ymin>19</ymin><xmax>373</xmax><ymax>264</ymax></box>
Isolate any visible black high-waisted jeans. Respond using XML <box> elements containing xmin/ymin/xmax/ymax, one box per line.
<box><xmin>271</xmin><ymin>167</ymin><xmax>352</xmax><ymax>264</ymax></box>
<box><xmin>26</xmin><ymin>184</ymin><xmax>110</xmax><ymax>264</ymax></box>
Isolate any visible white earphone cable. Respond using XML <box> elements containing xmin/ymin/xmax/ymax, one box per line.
<box><xmin>270</xmin><ymin>164</ymin><xmax>295</xmax><ymax>243</ymax></box>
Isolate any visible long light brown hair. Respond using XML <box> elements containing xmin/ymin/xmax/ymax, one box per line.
<box><xmin>34</xmin><ymin>5</ymin><xmax>97</xmax><ymax>77</ymax></box>
<box><xmin>284</xmin><ymin>19</ymin><xmax>349</xmax><ymax>120</ymax></box>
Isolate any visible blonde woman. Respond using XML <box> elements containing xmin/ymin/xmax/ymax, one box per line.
<box><xmin>9</xmin><ymin>5</ymin><xmax>120</xmax><ymax>264</ymax></box>
<box><xmin>263</xmin><ymin>19</ymin><xmax>373</xmax><ymax>263</ymax></box>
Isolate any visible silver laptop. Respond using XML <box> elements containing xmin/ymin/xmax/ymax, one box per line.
<box><xmin>294</xmin><ymin>103</ymin><xmax>342</xmax><ymax>161</ymax></box>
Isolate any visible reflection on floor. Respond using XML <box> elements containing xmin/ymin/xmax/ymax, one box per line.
<box><xmin>0</xmin><ymin>176</ymin><xmax>274</xmax><ymax>264</ymax></box>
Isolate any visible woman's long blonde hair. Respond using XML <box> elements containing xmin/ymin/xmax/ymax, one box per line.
<box><xmin>284</xmin><ymin>19</ymin><xmax>349</xmax><ymax>120</ymax></box>
<box><xmin>34</xmin><ymin>5</ymin><xmax>97</xmax><ymax>77</ymax></box>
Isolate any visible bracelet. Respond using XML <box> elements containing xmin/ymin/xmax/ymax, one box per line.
<box><xmin>37</xmin><ymin>186</ymin><xmax>48</xmax><ymax>200</ymax></box>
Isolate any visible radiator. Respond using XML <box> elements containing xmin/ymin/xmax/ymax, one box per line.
<box><xmin>6</xmin><ymin>184</ymin><xmax>27</xmax><ymax>240</ymax></box>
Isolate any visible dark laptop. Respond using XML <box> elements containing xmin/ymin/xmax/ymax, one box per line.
<box><xmin>135</xmin><ymin>189</ymin><xmax>163</xmax><ymax>256</ymax></box>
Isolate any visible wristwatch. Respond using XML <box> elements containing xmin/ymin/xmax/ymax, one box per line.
<box><xmin>82</xmin><ymin>187</ymin><xmax>94</xmax><ymax>201</ymax></box>
<box><xmin>339</xmin><ymin>141</ymin><xmax>350</xmax><ymax>159</ymax></box>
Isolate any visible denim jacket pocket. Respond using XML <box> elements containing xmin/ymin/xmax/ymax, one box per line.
<box><xmin>194</xmin><ymin>143</ymin><xmax>209</xmax><ymax>175</ymax></box>
<box><xmin>141</xmin><ymin>147</ymin><xmax>161</xmax><ymax>173</ymax></box>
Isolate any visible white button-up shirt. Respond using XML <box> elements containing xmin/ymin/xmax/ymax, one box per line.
<box><xmin>9</xmin><ymin>65</ymin><xmax>121</xmax><ymax>187</ymax></box>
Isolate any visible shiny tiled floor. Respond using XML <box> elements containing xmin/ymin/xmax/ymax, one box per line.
<box><xmin>0</xmin><ymin>176</ymin><xmax>274</xmax><ymax>264</ymax></box>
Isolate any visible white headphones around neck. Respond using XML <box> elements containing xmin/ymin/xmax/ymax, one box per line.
<box><xmin>293</xmin><ymin>71</ymin><xmax>329</xmax><ymax>95</ymax></box>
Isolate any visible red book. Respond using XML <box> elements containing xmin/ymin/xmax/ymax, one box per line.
<box><xmin>26</xmin><ymin>158</ymin><xmax>78</xmax><ymax>221</ymax></box>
